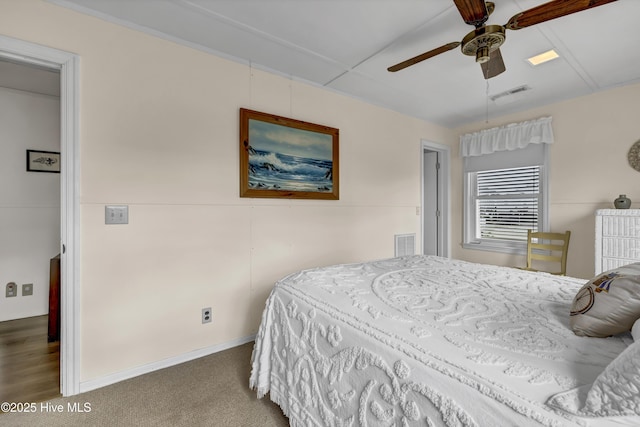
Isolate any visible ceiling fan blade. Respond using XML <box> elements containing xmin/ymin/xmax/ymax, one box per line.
<box><xmin>452</xmin><ymin>0</ymin><xmax>489</xmax><ymax>27</ymax></box>
<box><xmin>480</xmin><ymin>48</ymin><xmax>506</xmax><ymax>79</ymax></box>
<box><xmin>505</xmin><ymin>0</ymin><xmax>617</xmax><ymax>30</ymax></box>
<box><xmin>388</xmin><ymin>42</ymin><xmax>461</xmax><ymax>72</ymax></box>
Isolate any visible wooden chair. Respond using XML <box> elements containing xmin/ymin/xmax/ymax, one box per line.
<box><xmin>521</xmin><ymin>230</ymin><xmax>571</xmax><ymax>275</ymax></box>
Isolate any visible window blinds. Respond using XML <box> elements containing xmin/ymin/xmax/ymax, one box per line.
<box><xmin>476</xmin><ymin>166</ymin><xmax>540</xmax><ymax>241</ymax></box>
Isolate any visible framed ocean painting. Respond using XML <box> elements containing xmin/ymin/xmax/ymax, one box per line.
<box><xmin>239</xmin><ymin>108</ymin><xmax>339</xmax><ymax>200</ymax></box>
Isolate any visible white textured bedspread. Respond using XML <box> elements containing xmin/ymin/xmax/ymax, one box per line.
<box><xmin>250</xmin><ymin>256</ymin><xmax>636</xmax><ymax>426</ymax></box>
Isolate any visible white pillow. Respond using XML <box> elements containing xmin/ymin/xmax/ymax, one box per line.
<box><xmin>548</xmin><ymin>340</ymin><xmax>640</xmax><ymax>417</ymax></box>
<box><xmin>570</xmin><ymin>262</ymin><xmax>640</xmax><ymax>337</ymax></box>
<box><xmin>581</xmin><ymin>340</ymin><xmax>640</xmax><ymax>416</ymax></box>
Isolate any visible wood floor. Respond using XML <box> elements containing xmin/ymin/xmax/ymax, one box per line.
<box><xmin>0</xmin><ymin>315</ymin><xmax>60</xmax><ymax>407</ymax></box>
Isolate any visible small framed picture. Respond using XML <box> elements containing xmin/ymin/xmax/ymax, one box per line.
<box><xmin>26</xmin><ymin>149</ymin><xmax>60</xmax><ymax>173</ymax></box>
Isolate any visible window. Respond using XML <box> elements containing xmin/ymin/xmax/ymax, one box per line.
<box><xmin>461</xmin><ymin>117</ymin><xmax>553</xmax><ymax>254</ymax></box>
<box><xmin>471</xmin><ymin>164</ymin><xmax>543</xmax><ymax>244</ymax></box>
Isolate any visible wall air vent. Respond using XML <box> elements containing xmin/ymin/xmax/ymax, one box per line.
<box><xmin>490</xmin><ymin>85</ymin><xmax>531</xmax><ymax>104</ymax></box>
<box><xmin>395</xmin><ymin>234</ymin><xmax>416</xmax><ymax>257</ymax></box>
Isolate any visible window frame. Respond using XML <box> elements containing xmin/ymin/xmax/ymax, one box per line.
<box><xmin>463</xmin><ymin>144</ymin><xmax>549</xmax><ymax>254</ymax></box>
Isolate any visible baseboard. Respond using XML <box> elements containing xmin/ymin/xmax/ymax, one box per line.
<box><xmin>78</xmin><ymin>334</ymin><xmax>256</xmax><ymax>394</ymax></box>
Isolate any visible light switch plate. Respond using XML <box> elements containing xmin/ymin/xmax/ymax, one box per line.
<box><xmin>105</xmin><ymin>205</ymin><xmax>128</xmax><ymax>224</ymax></box>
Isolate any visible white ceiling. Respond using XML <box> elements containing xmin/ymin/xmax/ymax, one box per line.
<box><xmin>48</xmin><ymin>0</ymin><xmax>640</xmax><ymax>128</ymax></box>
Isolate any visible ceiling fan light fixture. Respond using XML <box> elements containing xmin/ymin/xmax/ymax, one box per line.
<box><xmin>527</xmin><ymin>49</ymin><xmax>559</xmax><ymax>66</ymax></box>
<box><xmin>476</xmin><ymin>45</ymin><xmax>490</xmax><ymax>63</ymax></box>
<box><xmin>461</xmin><ymin>25</ymin><xmax>505</xmax><ymax>61</ymax></box>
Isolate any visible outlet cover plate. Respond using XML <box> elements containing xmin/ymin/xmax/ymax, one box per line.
<box><xmin>22</xmin><ymin>283</ymin><xmax>33</xmax><ymax>296</ymax></box>
<box><xmin>105</xmin><ymin>205</ymin><xmax>128</xmax><ymax>224</ymax></box>
<box><xmin>202</xmin><ymin>307</ymin><xmax>212</xmax><ymax>324</ymax></box>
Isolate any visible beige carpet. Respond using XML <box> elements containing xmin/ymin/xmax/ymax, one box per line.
<box><xmin>0</xmin><ymin>342</ymin><xmax>288</xmax><ymax>427</ymax></box>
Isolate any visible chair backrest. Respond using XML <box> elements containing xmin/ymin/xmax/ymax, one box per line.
<box><xmin>526</xmin><ymin>230</ymin><xmax>571</xmax><ymax>275</ymax></box>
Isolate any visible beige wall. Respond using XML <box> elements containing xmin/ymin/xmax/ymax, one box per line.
<box><xmin>452</xmin><ymin>82</ymin><xmax>640</xmax><ymax>279</ymax></box>
<box><xmin>0</xmin><ymin>1</ymin><xmax>453</xmax><ymax>383</ymax></box>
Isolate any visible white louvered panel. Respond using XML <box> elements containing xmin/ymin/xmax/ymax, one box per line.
<box><xmin>595</xmin><ymin>209</ymin><xmax>640</xmax><ymax>275</ymax></box>
<box><xmin>602</xmin><ymin>257</ymin><xmax>640</xmax><ymax>272</ymax></box>
<box><xmin>601</xmin><ymin>237</ymin><xmax>640</xmax><ymax>258</ymax></box>
<box><xmin>602</xmin><ymin>216</ymin><xmax>640</xmax><ymax>238</ymax></box>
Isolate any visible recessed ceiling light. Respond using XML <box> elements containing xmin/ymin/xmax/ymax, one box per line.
<box><xmin>526</xmin><ymin>49</ymin><xmax>559</xmax><ymax>66</ymax></box>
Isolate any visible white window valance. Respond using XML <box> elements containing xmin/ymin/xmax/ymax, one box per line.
<box><xmin>460</xmin><ymin>116</ymin><xmax>554</xmax><ymax>157</ymax></box>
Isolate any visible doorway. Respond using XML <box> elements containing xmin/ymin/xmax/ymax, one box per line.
<box><xmin>0</xmin><ymin>35</ymin><xmax>80</xmax><ymax>396</ymax></box>
<box><xmin>0</xmin><ymin>57</ymin><xmax>61</xmax><ymax>402</ymax></box>
<box><xmin>421</xmin><ymin>140</ymin><xmax>450</xmax><ymax>257</ymax></box>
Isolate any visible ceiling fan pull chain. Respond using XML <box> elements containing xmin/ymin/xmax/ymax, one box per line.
<box><xmin>485</xmin><ymin>79</ymin><xmax>490</xmax><ymax>123</ymax></box>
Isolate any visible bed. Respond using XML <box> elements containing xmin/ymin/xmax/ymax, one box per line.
<box><xmin>250</xmin><ymin>255</ymin><xmax>640</xmax><ymax>426</ymax></box>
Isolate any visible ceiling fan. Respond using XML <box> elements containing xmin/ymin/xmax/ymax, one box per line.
<box><xmin>388</xmin><ymin>0</ymin><xmax>617</xmax><ymax>79</ymax></box>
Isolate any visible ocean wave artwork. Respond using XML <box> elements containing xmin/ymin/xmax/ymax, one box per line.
<box><xmin>248</xmin><ymin>147</ymin><xmax>333</xmax><ymax>192</ymax></box>
<box><xmin>247</xmin><ymin>117</ymin><xmax>334</xmax><ymax>193</ymax></box>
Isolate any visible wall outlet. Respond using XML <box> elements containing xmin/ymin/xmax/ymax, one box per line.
<box><xmin>202</xmin><ymin>307</ymin><xmax>212</xmax><ymax>324</ymax></box>
<box><xmin>6</xmin><ymin>282</ymin><xmax>17</xmax><ymax>298</ymax></box>
<box><xmin>22</xmin><ymin>283</ymin><xmax>33</xmax><ymax>296</ymax></box>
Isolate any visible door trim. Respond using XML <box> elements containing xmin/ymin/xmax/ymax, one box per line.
<box><xmin>421</xmin><ymin>140</ymin><xmax>450</xmax><ymax>258</ymax></box>
<box><xmin>0</xmin><ymin>35</ymin><xmax>80</xmax><ymax>396</ymax></box>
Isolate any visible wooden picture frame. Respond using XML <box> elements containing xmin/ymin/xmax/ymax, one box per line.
<box><xmin>239</xmin><ymin>108</ymin><xmax>339</xmax><ymax>200</ymax></box>
<box><xmin>26</xmin><ymin>149</ymin><xmax>60</xmax><ymax>173</ymax></box>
